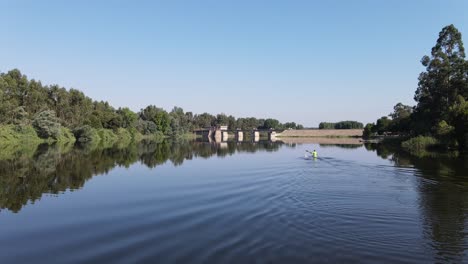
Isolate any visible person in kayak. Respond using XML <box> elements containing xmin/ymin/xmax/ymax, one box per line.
<box><xmin>312</xmin><ymin>150</ymin><xmax>318</xmax><ymax>158</ymax></box>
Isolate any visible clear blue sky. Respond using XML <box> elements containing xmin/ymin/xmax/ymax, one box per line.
<box><xmin>1</xmin><ymin>0</ymin><xmax>467</xmax><ymax>126</ymax></box>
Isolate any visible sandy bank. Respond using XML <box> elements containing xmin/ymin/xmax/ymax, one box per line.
<box><xmin>277</xmin><ymin>129</ymin><xmax>363</xmax><ymax>138</ymax></box>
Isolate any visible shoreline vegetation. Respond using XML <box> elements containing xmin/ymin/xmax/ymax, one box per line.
<box><xmin>363</xmin><ymin>25</ymin><xmax>468</xmax><ymax>156</ymax></box>
<box><xmin>0</xmin><ymin>68</ymin><xmax>303</xmax><ymax>149</ymax></box>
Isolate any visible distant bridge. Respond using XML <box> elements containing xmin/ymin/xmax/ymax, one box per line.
<box><xmin>193</xmin><ymin>126</ymin><xmax>278</xmax><ymax>142</ymax></box>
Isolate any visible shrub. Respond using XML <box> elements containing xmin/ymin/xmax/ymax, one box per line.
<box><xmin>97</xmin><ymin>128</ymin><xmax>117</xmax><ymax>145</ymax></box>
<box><xmin>128</xmin><ymin>127</ymin><xmax>143</xmax><ymax>141</ymax></box>
<box><xmin>56</xmin><ymin>127</ymin><xmax>76</xmax><ymax>143</ymax></box>
<box><xmin>0</xmin><ymin>124</ymin><xmax>42</xmax><ymax>146</ymax></box>
<box><xmin>73</xmin><ymin>125</ymin><xmax>99</xmax><ymax>143</ymax></box>
<box><xmin>401</xmin><ymin>136</ymin><xmax>438</xmax><ymax>153</ymax></box>
<box><xmin>32</xmin><ymin>110</ymin><xmax>61</xmax><ymax>139</ymax></box>
<box><xmin>115</xmin><ymin>128</ymin><xmax>132</xmax><ymax>142</ymax></box>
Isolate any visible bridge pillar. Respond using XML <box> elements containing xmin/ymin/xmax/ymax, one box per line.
<box><xmin>251</xmin><ymin>131</ymin><xmax>260</xmax><ymax>142</ymax></box>
<box><xmin>236</xmin><ymin>131</ymin><xmax>243</xmax><ymax>141</ymax></box>
<box><xmin>268</xmin><ymin>131</ymin><xmax>277</xmax><ymax>141</ymax></box>
<box><xmin>222</xmin><ymin>131</ymin><xmax>229</xmax><ymax>141</ymax></box>
<box><xmin>214</xmin><ymin>130</ymin><xmax>222</xmax><ymax>142</ymax></box>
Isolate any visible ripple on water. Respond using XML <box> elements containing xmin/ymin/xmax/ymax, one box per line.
<box><xmin>1</xmin><ymin>145</ymin><xmax>465</xmax><ymax>264</ymax></box>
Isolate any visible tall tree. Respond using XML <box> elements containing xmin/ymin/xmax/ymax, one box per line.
<box><xmin>414</xmin><ymin>25</ymin><xmax>467</xmax><ymax>132</ymax></box>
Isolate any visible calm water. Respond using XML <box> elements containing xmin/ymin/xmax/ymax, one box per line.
<box><xmin>0</xmin><ymin>140</ymin><xmax>467</xmax><ymax>263</ymax></box>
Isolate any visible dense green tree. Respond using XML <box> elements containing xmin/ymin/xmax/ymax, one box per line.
<box><xmin>448</xmin><ymin>96</ymin><xmax>468</xmax><ymax>149</ymax></box>
<box><xmin>263</xmin><ymin>118</ymin><xmax>281</xmax><ymax>129</ymax></box>
<box><xmin>193</xmin><ymin>113</ymin><xmax>215</xmax><ymax>128</ymax></box>
<box><xmin>363</xmin><ymin>123</ymin><xmax>375</xmax><ymax>138</ymax></box>
<box><xmin>389</xmin><ymin>103</ymin><xmax>413</xmax><ymax>133</ymax></box>
<box><xmin>216</xmin><ymin>113</ymin><xmax>229</xmax><ymax>126</ymax></box>
<box><xmin>375</xmin><ymin>116</ymin><xmax>391</xmax><ymax>135</ymax></box>
<box><xmin>283</xmin><ymin>122</ymin><xmax>297</xmax><ymax>129</ymax></box>
<box><xmin>227</xmin><ymin>115</ymin><xmax>236</xmax><ymax>130</ymax></box>
<box><xmin>414</xmin><ymin>24</ymin><xmax>467</xmax><ymax>133</ymax></box>
<box><xmin>334</xmin><ymin>121</ymin><xmax>363</xmax><ymax>129</ymax></box>
<box><xmin>319</xmin><ymin>122</ymin><xmax>335</xmax><ymax>129</ymax></box>
<box><xmin>319</xmin><ymin>121</ymin><xmax>363</xmax><ymax>129</ymax></box>
<box><xmin>117</xmin><ymin>107</ymin><xmax>138</xmax><ymax>128</ymax></box>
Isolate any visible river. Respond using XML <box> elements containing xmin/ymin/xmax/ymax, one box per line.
<box><xmin>0</xmin><ymin>140</ymin><xmax>467</xmax><ymax>263</ymax></box>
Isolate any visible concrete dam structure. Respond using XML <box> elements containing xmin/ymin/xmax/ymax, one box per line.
<box><xmin>194</xmin><ymin>126</ymin><xmax>277</xmax><ymax>142</ymax></box>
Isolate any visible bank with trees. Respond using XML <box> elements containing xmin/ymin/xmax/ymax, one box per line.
<box><xmin>319</xmin><ymin>121</ymin><xmax>364</xmax><ymax>129</ymax></box>
<box><xmin>364</xmin><ymin>25</ymin><xmax>468</xmax><ymax>153</ymax></box>
<box><xmin>0</xmin><ymin>70</ymin><xmax>303</xmax><ymax>147</ymax></box>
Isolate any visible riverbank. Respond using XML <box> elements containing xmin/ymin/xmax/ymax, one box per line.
<box><xmin>277</xmin><ymin>129</ymin><xmax>363</xmax><ymax>138</ymax></box>
<box><xmin>279</xmin><ymin>137</ymin><xmax>363</xmax><ymax>145</ymax></box>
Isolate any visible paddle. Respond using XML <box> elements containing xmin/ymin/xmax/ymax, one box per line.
<box><xmin>305</xmin><ymin>150</ymin><xmax>318</xmax><ymax>158</ymax></box>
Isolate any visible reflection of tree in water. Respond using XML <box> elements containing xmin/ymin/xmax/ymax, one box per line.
<box><xmin>319</xmin><ymin>144</ymin><xmax>363</xmax><ymax>149</ymax></box>
<box><xmin>365</xmin><ymin>143</ymin><xmax>468</xmax><ymax>262</ymax></box>
<box><xmin>0</xmin><ymin>140</ymin><xmax>288</xmax><ymax>213</ymax></box>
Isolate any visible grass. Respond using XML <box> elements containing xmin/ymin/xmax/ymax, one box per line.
<box><xmin>401</xmin><ymin>136</ymin><xmax>439</xmax><ymax>154</ymax></box>
<box><xmin>0</xmin><ymin>125</ymin><xmax>43</xmax><ymax>146</ymax></box>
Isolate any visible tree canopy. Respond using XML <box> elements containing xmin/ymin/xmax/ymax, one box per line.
<box><xmin>0</xmin><ymin>69</ymin><xmax>303</xmax><ymax>142</ymax></box>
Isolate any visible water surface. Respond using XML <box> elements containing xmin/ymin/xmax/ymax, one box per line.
<box><xmin>0</xmin><ymin>140</ymin><xmax>467</xmax><ymax>263</ymax></box>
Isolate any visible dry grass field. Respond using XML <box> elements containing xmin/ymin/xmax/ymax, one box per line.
<box><xmin>279</xmin><ymin>137</ymin><xmax>363</xmax><ymax>145</ymax></box>
<box><xmin>277</xmin><ymin>129</ymin><xmax>363</xmax><ymax>138</ymax></box>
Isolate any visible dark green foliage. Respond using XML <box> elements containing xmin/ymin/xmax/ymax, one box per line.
<box><xmin>319</xmin><ymin>121</ymin><xmax>363</xmax><ymax>129</ymax></box>
<box><xmin>73</xmin><ymin>125</ymin><xmax>99</xmax><ymax>143</ymax></box>
<box><xmin>414</xmin><ymin>24</ymin><xmax>467</xmax><ymax>134</ymax></box>
<box><xmin>216</xmin><ymin>113</ymin><xmax>229</xmax><ymax>126</ymax></box>
<box><xmin>335</xmin><ymin>121</ymin><xmax>363</xmax><ymax>129</ymax></box>
<box><xmin>388</xmin><ymin>103</ymin><xmax>412</xmax><ymax>133</ymax></box>
<box><xmin>32</xmin><ymin>110</ymin><xmax>61</xmax><ymax>139</ymax></box>
<box><xmin>193</xmin><ymin>113</ymin><xmax>216</xmax><ymax>128</ymax></box>
<box><xmin>263</xmin><ymin>118</ymin><xmax>281</xmax><ymax>129</ymax></box>
<box><xmin>448</xmin><ymin>96</ymin><xmax>468</xmax><ymax>149</ymax></box>
<box><xmin>363</xmin><ymin>123</ymin><xmax>375</xmax><ymax>138</ymax></box>
<box><xmin>319</xmin><ymin>122</ymin><xmax>335</xmax><ymax>129</ymax></box>
<box><xmin>374</xmin><ymin>117</ymin><xmax>392</xmax><ymax>135</ymax></box>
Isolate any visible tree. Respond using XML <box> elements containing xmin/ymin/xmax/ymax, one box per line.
<box><xmin>117</xmin><ymin>107</ymin><xmax>137</xmax><ymax>128</ymax></box>
<box><xmin>227</xmin><ymin>115</ymin><xmax>236</xmax><ymax>130</ymax></box>
<box><xmin>449</xmin><ymin>96</ymin><xmax>468</xmax><ymax>149</ymax></box>
<box><xmin>319</xmin><ymin>122</ymin><xmax>335</xmax><ymax>129</ymax></box>
<box><xmin>389</xmin><ymin>103</ymin><xmax>412</xmax><ymax>133</ymax></box>
<box><xmin>414</xmin><ymin>25</ymin><xmax>467</xmax><ymax>132</ymax></box>
<box><xmin>263</xmin><ymin>118</ymin><xmax>280</xmax><ymax>129</ymax></box>
<box><xmin>363</xmin><ymin>123</ymin><xmax>375</xmax><ymax>138</ymax></box>
<box><xmin>375</xmin><ymin>116</ymin><xmax>391</xmax><ymax>135</ymax></box>
<box><xmin>390</xmin><ymin>103</ymin><xmax>412</xmax><ymax>120</ymax></box>
<box><xmin>216</xmin><ymin>113</ymin><xmax>229</xmax><ymax>126</ymax></box>
<box><xmin>193</xmin><ymin>113</ymin><xmax>215</xmax><ymax>128</ymax></box>
<box><xmin>283</xmin><ymin>122</ymin><xmax>297</xmax><ymax>129</ymax></box>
